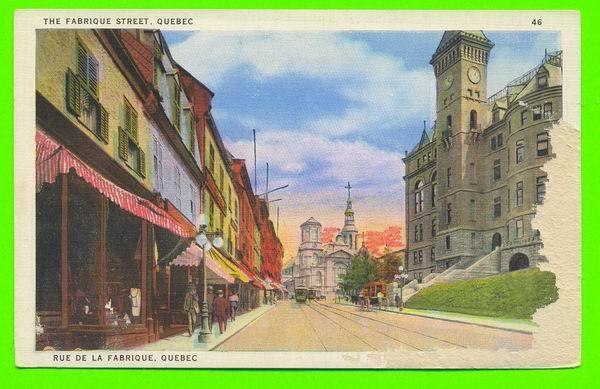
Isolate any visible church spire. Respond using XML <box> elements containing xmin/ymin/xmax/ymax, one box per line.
<box><xmin>341</xmin><ymin>181</ymin><xmax>358</xmax><ymax>250</ymax></box>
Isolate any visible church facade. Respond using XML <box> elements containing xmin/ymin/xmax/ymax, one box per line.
<box><xmin>404</xmin><ymin>31</ymin><xmax>561</xmax><ymax>283</ymax></box>
<box><xmin>291</xmin><ymin>185</ymin><xmax>359</xmax><ymax>296</ymax></box>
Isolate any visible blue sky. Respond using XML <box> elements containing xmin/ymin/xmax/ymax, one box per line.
<box><xmin>164</xmin><ymin>30</ymin><xmax>560</xmax><ymax>258</ymax></box>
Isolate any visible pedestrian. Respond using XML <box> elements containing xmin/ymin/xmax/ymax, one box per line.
<box><xmin>183</xmin><ymin>283</ymin><xmax>199</xmax><ymax>336</ymax></box>
<box><xmin>212</xmin><ymin>289</ymin><xmax>229</xmax><ymax>334</ymax></box>
<box><xmin>228</xmin><ymin>291</ymin><xmax>239</xmax><ymax>321</ymax></box>
<box><xmin>394</xmin><ymin>293</ymin><xmax>401</xmax><ymax>309</ymax></box>
<box><xmin>377</xmin><ymin>290</ymin><xmax>384</xmax><ymax>310</ymax></box>
<box><xmin>205</xmin><ymin>285</ymin><xmax>214</xmax><ymax>332</ymax></box>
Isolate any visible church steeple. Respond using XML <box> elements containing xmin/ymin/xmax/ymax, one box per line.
<box><xmin>341</xmin><ymin>182</ymin><xmax>358</xmax><ymax>250</ymax></box>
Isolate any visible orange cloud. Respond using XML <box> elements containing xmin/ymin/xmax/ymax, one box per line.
<box><xmin>322</xmin><ymin>227</ymin><xmax>340</xmax><ymax>243</ymax></box>
<box><xmin>365</xmin><ymin>226</ymin><xmax>405</xmax><ymax>257</ymax></box>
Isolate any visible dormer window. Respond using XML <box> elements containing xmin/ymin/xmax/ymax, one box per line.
<box><xmin>537</xmin><ymin>74</ymin><xmax>548</xmax><ymax>88</ymax></box>
<box><xmin>493</xmin><ymin>110</ymin><xmax>500</xmax><ymax>123</ymax></box>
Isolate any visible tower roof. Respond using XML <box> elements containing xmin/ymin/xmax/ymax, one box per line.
<box><xmin>431</xmin><ymin>30</ymin><xmax>494</xmax><ymax>64</ymax></box>
<box><xmin>301</xmin><ymin>217</ymin><xmax>321</xmax><ymax>227</ymax></box>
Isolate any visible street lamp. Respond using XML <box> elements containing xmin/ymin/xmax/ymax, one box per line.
<box><xmin>195</xmin><ymin>213</ymin><xmax>224</xmax><ymax>343</ymax></box>
<box><xmin>394</xmin><ymin>265</ymin><xmax>409</xmax><ymax>310</ymax></box>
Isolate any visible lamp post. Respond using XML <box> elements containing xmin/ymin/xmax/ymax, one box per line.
<box><xmin>195</xmin><ymin>214</ymin><xmax>224</xmax><ymax>343</ymax></box>
<box><xmin>394</xmin><ymin>265</ymin><xmax>409</xmax><ymax>311</ymax></box>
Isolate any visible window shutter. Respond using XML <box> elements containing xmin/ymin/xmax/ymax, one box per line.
<box><xmin>124</xmin><ymin>102</ymin><xmax>131</xmax><ymax>133</ymax></box>
<box><xmin>131</xmin><ymin>108</ymin><xmax>139</xmax><ymax>143</ymax></box>
<box><xmin>138</xmin><ymin>148</ymin><xmax>146</xmax><ymax>177</ymax></box>
<box><xmin>88</xmin><ymin>57</ymin><xmax>99</xmax><ymax>96</ymax></box>
<box><xmin>98</xmin><ymin>104</ymin><xmax>109</xmax><ymax>144</ymax></box>
<box><xmin>66</xmin><ymin>69</ymin><xmax>81</xmax><ymax>116</ymax></box>
<box><xmin>118</xmin><ymin>127</ymin><xmax>129</xmax><ymax>160</ymax></box>
<box><xmin>77</xmin><ymin>44</ymin><xmax>88</xmax><ymax>79</ymax></box>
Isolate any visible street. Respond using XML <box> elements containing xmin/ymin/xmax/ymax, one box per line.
<box><xmin>214</xmin><ymin>300</ymin><xmax>533</xmax><ymax>351</ymax></box>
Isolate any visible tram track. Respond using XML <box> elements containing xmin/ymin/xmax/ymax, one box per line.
<box><xmin>305</xmin><ymin>302</ymin><xmax>424</xmax><ymax>351</ymax></box>
<box><xmin>312</xmin><ymin>301</ymin><xmax>469</xmax><ymax>349</ymax></box>
<box><xmin>298</xmin><ymin>302</ymin><xmax>330</xmax><ymax>351</ymax></box>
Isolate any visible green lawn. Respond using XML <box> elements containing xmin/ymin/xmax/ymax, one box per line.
<box><xmin>405</xmin><ymin>268</ymin><xmax>558</xmax><ymax>320</ymax></box>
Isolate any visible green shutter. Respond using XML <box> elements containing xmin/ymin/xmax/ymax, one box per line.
<box><xmin>77</xmin><ymin>43</ymin><xmax>88</xmax><ymax>79</ymax></box>
<box><xmin>118</xmin><ymin>127</ymin><xmax>129</xmax><ymax>160</ymax></box>
<box><xmin>98</xmin><ymin>104</ymin><xmax>109</xmax><ymax>144</ymax></box>
<box><xmin>124</xmin><ymin>102</ymin><xmax>131</xmax><ymax>133</ymax></box>
<box><xmin>88</xmin><ymin>57</ymin><xmax>99</xmax><ymax>96</ymax></box>
<box><xmin>66</xmin><ymin>69</ymin><xmax>81</xmax><ymax>116</ymax></box>
<box><xmin>138</xmin><ymin>148</ymin><xmax>146</xmax><ymax>177</ymax></box>
<box><xmin>131</xmin><ymin>108</ymin><xmax>139</xmax><ymax>143</ymax></box>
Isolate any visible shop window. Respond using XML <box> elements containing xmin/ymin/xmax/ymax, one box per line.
<box><xmin>66</xmin><ymin>42</ymin><xmax>108</xmax><ymax>144</ymax></box>
<box><xmin>106</xmin><ymin>202</ymin><xmax>142</xmax><ymax>326</ymax></box>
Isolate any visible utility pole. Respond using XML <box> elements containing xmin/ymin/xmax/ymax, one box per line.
<box><xmin>276</xmin><ymin>206</ymin><xmax>280</xmax><ymax>236</ymax></box>
<box><xmin>265</xmin><ymin>162</ymin><xmax>269</xmax><ymax>213</ymax></box>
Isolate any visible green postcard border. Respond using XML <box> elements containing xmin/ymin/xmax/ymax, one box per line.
<box><xmin>2</xmin><ymin>0</ymin><xmax>597</xmax><ymax>387</ymax></box>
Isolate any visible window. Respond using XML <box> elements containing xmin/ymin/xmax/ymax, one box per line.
<box><xmin>205</xmin><ymin>144</ymin><xmax>214</xmax><ymax>173</ymax></box>
<box><xmin>537</xmin><ymin>132</ymin><xmax>549</xmax><ymax>156</ymax></box>
<box><xmin>418</xmin><ymin>224</ymin><xmax>423</xmax><ymax>241</ymax></box>
<box><xmin>470</xmin><ymin>199</ymin><xmax>476</xmax><ymax>221</ymax></box>
<box><xmin>174</xmin><ymin>167</ymin><xmax>182</xmax><ymax>209</ymax></box>
<box><xmin>445</xmin><ymin>235</ymin><xmax>451</xmax><ymax>251</ymax></box>
<box><xmin>430</xmin><ymin>247</ymin><xmax>435</xmax><ymax>262</ymax></box>
<box><xmin>168</xmin><ymin>74</ymin><xmax>181</xmax><ymax>130</ymax></box>
<box><xmin>208</xmin><ymin>197</ymin><xmax>215</xmax><ymax>230</ymax></box>
<box><xmin>493</xmin><ymin>196</ymin><xmax>502</xmax><ymax>218</ymax></box>
<box><xmin>66</xmin><ymin>42</ymin><xmax>109</xmax><ymax>144</ymax></box>
<box><xmin>516</xmin><ymin>181</ymin><xmax>524</xmax><ymax>206</ymax></box>
<box><xmin>469</xmin><ymin>162</ymin><xmax>476</xmax><ymax>182</ymax></box>
<box><xmin>118</xmin><ymin>99</ymin><xmax>145</xmax><ymax>177</ymax></box>
<box><xmin>418</xmin><ymin>250</ymin><xmax>423</xmax><ymax>263</ymax></box>
<box><xmin>447</xmin><ymin>167</ymin><xmax>452</xmax><ymax>188</ymax></box>
<box><xmin>493</xmin><ymin>110</ymin><xmax>500</xmax><ymax>123</ymax></box>
<box><xmin>521</xmin><ymin>110</ymin><xmax>528</xmax><ymax>125</ymax></box>
<box><xmin>497</xmin><ymin>133</ymin><xmax>503</xmax><ymax>147</ymax></box>
<box><xmin>532</xmin><ymin>105</ymin><xmax>542</xmax><ymax>121</ymax></box>
<box><xmin>475</xmin><ymin>91</ymin><xmax>480</xmax><ymax>99</ymax></box>
<box><xmin>414</xmin><ymin>181</ymin><xmax>424</xmax><ymax>213</ymax></box>
<box><xmin>543</xmin><ymin>102</ymin><xmax>553</xmax><ymax>119</ymax></box>
<box><xmin>446</xmin><ymin>203</ymin><xmax>452</xmax><ymax>224</ymax></box>
<box><xmin>153</xmin><ymin>137</ymin><xmax>163</xmax><ymax>191</ymax></box>
<box><xmin>443</xmin><ymin>98</ymin><xmax>447</xmax><ymax>106</ymax></box>
<box><xmin>414</xmin><ymin>226</ymin><xmax>419</xmax><ymax>242</ymax></box>
<box><xmin>413</xmin><ymin>252</ymin><xmax>418</xmax><ymax>265</ymax></box>
<box><xmin>218</xmin><ymin>165</ymin><xmax>224</xmax><ymax>192</ymax></box>
<box><xmin>470</xmin><ymin>110</ymin><xmax>478</xmax><ymax>130</ymax></box>
<box><xmin>537</xmin><ymin>74</ymin><xmax>548</xmax><ymax>88</ymax></box>
<box><xmin>431</xmin><ymin>171</ymin><xmax>437</xmax><ymax>207</ymax></box>
<box><xmin>515</xmin><ymin>218</ymin><xmax>524</xmax><ymax>238</ymax></box>
<box><xmin>493</xmin><ymin>159</ymin><xmax>501</xmax><ymax>181</ymax></box>
<box><xmin>190</xmin><ymin>184</ymin><xmax>196</xmax><ymax>216</ymax></box>
<box><xmin>153</xmin><ymin>40</ymin><xmax>162</xmax><ymax>88</ymax></box>
<box><xmin>467</xmin><ymin>89</ymin><xmax>473</xmax><ymax>97</ymax></box>
<box><xmin>536</xmin><ymin>176</ymin><xmax>547</xmax><ymax>204</ymax></box>
<box><xmin>491</xmin><ymin>136</ymin><xmax>497</xmax><ymax>150</ymax></box>
<box><xmin>184</xmin><ymin>108</ymin><xmax>195</xmax><ymax>151</ymax></box>
<box><xmin>516</xmin><ymin>140</ymin><xmax>525</xmax><ymax>164</ymax></box>
<box><xmin>446</xmin><ymin>115</ymin><xmax>452</xmax><ymax>130</ymax></box>
<box><xmin>431</xmin><ymin>219</ymin><xmax>437</xmax><ymax>237</ymax></box>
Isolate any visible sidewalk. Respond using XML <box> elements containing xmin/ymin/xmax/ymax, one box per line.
<box><xmin>335</xmin><ymin>301</ymin><xmax>537</xmax><ymax>334</ymax></box>
<box><xmin>141</xmin><ymin>303</ymin><xmax>275</xmax><ymax>351</ymax></box>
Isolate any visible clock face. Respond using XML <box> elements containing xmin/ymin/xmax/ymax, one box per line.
<box><xmin>443</xmin><ymin>74</ymin><xmax>454</xmax><ymax>90</ymax></box>
<box><xmin>468</xmin><ymin>66</ymin><xmax>481</xmax><ymax>84</ymax></box>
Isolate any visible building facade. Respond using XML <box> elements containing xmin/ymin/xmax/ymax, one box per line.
<box><xmin>404</xmin><ymin>31</ymin><xmax>560</xmax><ymax>282</ymax></box>
<box><xmin>292</xmin><ymin>187</ymin><xmax>358</xmax><ymax>296</ymax></box>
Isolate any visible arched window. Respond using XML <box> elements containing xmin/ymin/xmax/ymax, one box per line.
<box><xmin>414</xmin><ymin>180</ymin><xmax>424</xmax><ymax>213</ymax></box>
<box><xmin>470</xmin><ymin>110</ymin><xmax>478</xmax><ymax>129</ymax></box>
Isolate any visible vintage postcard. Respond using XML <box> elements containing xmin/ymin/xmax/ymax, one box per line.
<box><xmin>14</xmin><ymin>10</ymin><xmax>581</xmax><ymax>368</ymax></box>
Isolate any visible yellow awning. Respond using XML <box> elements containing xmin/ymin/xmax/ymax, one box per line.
<box><xmin>208</xmin><ymin>249</ymin><xmax>250</xmax><ymax>283</ymax></box>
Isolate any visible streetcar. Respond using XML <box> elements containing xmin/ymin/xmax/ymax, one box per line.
<box><xmin>362</xmin><ymin>281</ymin><xmax>388</xmax><ymax>305</ymax></box>
<box><xmin>307</xmin><ymin>288</ymin><xmax>318</xmax><ymax>300</ymax></box>
<box><xmin>295</xmin><ymin>286</ymin><xmax>308</xmax><ymax>303</ymax></box>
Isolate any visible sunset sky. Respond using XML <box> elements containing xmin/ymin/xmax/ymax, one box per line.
<box><xmin>164</xmin><ymin>30</ymin><xmax>560</xmax><ymax>264</ymax></box>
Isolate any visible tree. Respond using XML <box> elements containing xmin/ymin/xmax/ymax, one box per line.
<box><xmin>340</xmin><ymin>249</ymin><xmax>380</xmax><ymax>295</ymax></box>
<box><xmin>378</xmin><ymin>250</ymin><xmax>406</xmax><ymax>283</ymax></box>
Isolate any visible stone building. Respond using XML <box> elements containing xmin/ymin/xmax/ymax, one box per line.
<box><xmin>292</xmin><ymin>186</ymin><xmax>359</xmax><ymax>296</ymax></box>
<box><xmin>404</xmin><ymin>31</ymin><xmax>561</xmax><ymax>283</ymax></box>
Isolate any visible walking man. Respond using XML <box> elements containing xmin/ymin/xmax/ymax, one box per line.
<box><xmin>183</xmin><ymin>283</ymin><xmax>199</xmax><ymax>336</ymax></box>
<box><xmin>213</xmin><ymin>290</ymin><xmax>229</xmax><ymax>334</ymax></box>
<box><xmin>206</xmin><ymin>285</ymin><xmax>214</xmax><ymax>333</ymax></box>
<box><xmin>228</xmin><ymin>291</ymin><xmax>239</xmax><ymax>321</ymax></box>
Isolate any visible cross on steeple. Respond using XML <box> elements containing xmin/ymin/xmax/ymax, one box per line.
<box><xmin>344</xmin><ymin>181</ymin><xmax>352</xmax><ymax>201</ymax></box>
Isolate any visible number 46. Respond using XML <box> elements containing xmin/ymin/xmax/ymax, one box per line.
<box><xmin>532</xmin><ymin>19</ymin><xmax>543</xmax><ymax>25</ymax></box>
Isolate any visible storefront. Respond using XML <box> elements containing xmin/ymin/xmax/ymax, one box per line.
<box><xmin>35</xmin><ymin>130</ymin><xmax>195</xmax><ymax>350</ymax></box>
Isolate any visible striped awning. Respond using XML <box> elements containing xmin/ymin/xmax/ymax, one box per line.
<box><xmin>36</xmin><ymin>130</ymin><xmax>194</xmax><ymax>238</ymax></box>
<box><xmin>170</xmin><ymin>243</ymin><xmax>235</xmax><ymax>284</ymax></box>
<box><xmin>208</xmin><ymin>249</ymin><xmax>250</xmax><ymax>283</ymax></box>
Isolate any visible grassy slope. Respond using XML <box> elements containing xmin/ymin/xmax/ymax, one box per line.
<box><xmin>405</xmin><ymin>268</ymin><xmax>558</xmax><ymax>320</ymax></box>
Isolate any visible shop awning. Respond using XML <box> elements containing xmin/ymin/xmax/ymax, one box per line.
<box><xmin>208</xmin><ymin>249</ymin><xmax>250</xmax><ymax>283</ymax></box>
<box><xmin>255</xmin><ymin>277</ymin><xmax>274</xmax><ymax>290</ymax></box>
<box><xmin>169</xmin><ymin>242</ymin><xmax>235</xmax><ymax>284</ymax></box>
<box><xmin>36</xmin><ymin>130</ymin><xmax>194</xmax><ymax>238</ymax></box>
